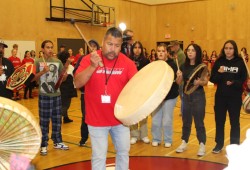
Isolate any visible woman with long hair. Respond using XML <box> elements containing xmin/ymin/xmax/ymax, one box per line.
<box><xmin>210</xmin><ymin>40</ymin><xmax>247</xmax><ymax>153</ymax></box>
<box><xmin>176</xmin><ymin>43</ymin><xmax>208</xmax><ymax>156</ymax></box>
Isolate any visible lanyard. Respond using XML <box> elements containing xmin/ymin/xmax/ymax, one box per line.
<box><xmin>102</xmin><ymin>54</ymin><xmax>119</xmax><ymax>86</ymax></box>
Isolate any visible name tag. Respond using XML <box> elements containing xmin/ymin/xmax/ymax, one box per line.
<box><xmin>101</xmin><ymin>95</ymin><xmax>111</xmax><ymax>103</ymax></box>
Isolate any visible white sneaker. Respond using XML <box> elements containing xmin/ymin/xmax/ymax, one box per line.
<box><xmin>176</xmin><ymin>140</ymin><xmax>187</xmax><ymax>153</ymax></box>
<box><xmin>142</xmin><ymin>137</ymin><xmax>150</xmax><ymax>144</ymax></box>
<box><xmin>152</xmin><ymin>141</ymin><xmax>159</xmax><ymax>147</ymax></box>
<box><xmin>164</xmin><ymin>143</ymin><xmax>172</xmax><ymax>148</ymax></box>
<box><xmin>197</xmin><ymin>142</ymin><xmax>205</xmax><ymax>156</ymax></box>
<box><xmin>54</xmin><ymin>143</ymin><xmax>69</xmax><ymax>150</ymax></box>
<box><xmin>130</xmin><ymin>137</ymin><xmax>137</xmax><ymax>145</ymax></box>
<box><xmin>40</xmin><ymin>147</ymin><xmax>47</xmax><ymax>156</ymax></box>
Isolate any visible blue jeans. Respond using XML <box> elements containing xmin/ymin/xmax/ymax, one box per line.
<box><xmin>88</xmin><ymin>124</ymin><xmax>130</xmax><ymax>170</ymax></box>
<box><xmin>151</xmin><ymin>97</ymin><xmax>177</xmax><ymax>143</ymax></box>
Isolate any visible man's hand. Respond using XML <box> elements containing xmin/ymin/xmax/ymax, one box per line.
<box><xmin>90</xmin><ymin>51</ymin><xmax>102</xmax><ymax>68</ymax></box>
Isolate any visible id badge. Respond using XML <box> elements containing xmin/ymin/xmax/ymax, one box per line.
<box><xmin>101</xmin><ymin>95</ymin><xmax>111</xmax><ymax>103</ymax></box>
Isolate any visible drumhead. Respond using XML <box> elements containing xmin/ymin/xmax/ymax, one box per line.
<box><xmin>6</xmin><ymin>63</ymin><xmax>35</xmax><ymax>91</ymax></box>
<box><xmin>114</xmin><ymin>60</ymin><xmax>174</xmax><ymax>126</ymax></box>
<box><xmin>243</xmin><ymin>94</ymin><xmax>250</xmax><ymax>113</ymax></box>
<box><xmin>0</xmin><ymin>97</ymin><xmax>41</xmax><ymax>169</ymax></box>
<box><xmin>184</xmin><ymin>63</ymin><xmax>208</xmax><ymax>95</ymax></box>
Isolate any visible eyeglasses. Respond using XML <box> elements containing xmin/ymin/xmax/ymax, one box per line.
<box><xmin>187</xmin><ymin>49</ymin><xmax>196</xmax><ymax>52</ymax></box>
<box><xmin>224</xmin><ymin>47</ymin><xmax>234</xmax><ymax>50</ymax></box>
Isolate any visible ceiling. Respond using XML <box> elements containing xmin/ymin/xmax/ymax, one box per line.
<box><xmin>129</xmin><ymin>0</ymin><xmax>200</xmax><ymax>5</ymax></box>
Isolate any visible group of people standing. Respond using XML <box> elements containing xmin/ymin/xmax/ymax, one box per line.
<box><xmin>1</xmin><ymin>26</ymin><xmax>249</xmax><ymax>170</ymax></box>
<box><xmin>6</xmin><ymin>44</ymin><xmax>37</xmax><ymax>100</ymax></box>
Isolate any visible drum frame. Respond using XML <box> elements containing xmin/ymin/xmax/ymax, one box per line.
<box><xmin>184</xmin><ymin>63</ymin><xmax>208</xmax><ymax>95</ymax></box>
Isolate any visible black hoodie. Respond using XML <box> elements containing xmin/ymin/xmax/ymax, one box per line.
<box><xmin>210</xmin><ymin>56</ymin><xmax>247</xmax><ymax>97</ymax></box>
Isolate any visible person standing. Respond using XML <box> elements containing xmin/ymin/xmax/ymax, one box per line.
<box><xmin>22</xmin><ymin>51</ymin><xmax>35</xmax><ymax>99</ymax></box>
<box><xmin>176</xmin><ymin>43</ymin><xmax>208</xmax><ymax>157</ymax></box>
<box><xmin>151</xmin><ymin>43</ymin><xmax>182</xmax><ymax>147</ymax></box>
<box><xmin>129</xmin><ymin>41</ymin><xmax>150</xmax><ymax>145</ymax></box>
<box><xmin>74</xmin><ymin>39</ymin><xmax>100</xmax><ymax>146</ymax></box>
<box><xmin>8</xmin><ymin>48</ymin><xmax>22</xmax><ymax>100</ymax></box>
<box><xmin>33</xmin><ymin>40</ymin><xmax>69</xmax><ymax>156</ymax></box>
<box><xmin>0</xmin><ymin>40</ymin><xmax>14</xmax><ymax>99</ymax></box>
<box><xmin>74</xmin><ymin>27</ymin><xmax>137</xmax><ymax>170</ymax></box>
<box><xmin>210</xmin><ymin>40</ymin><xmax>247</xmax><ymax>153</ymax></box>
<box><xmin>121</xmin><ymin>29</ymin><xmax>134</xmax><ymax>57</ymax></box>
<box><xmin>58</xmin><ymin>51</ymin><xmax>77</xmax><ymax>123</ymax></box>
<box><xmin>168</xmin><ymin>40</ymin><xmax>186</xmax><ymax>116</ymax></box>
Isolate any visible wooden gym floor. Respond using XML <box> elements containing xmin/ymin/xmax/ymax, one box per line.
<box><xmin>16</xmin><ymin>84</ymin><xmax>250</xmax><ymax>170</ymax></box>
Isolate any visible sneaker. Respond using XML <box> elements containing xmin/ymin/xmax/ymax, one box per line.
<box><xmin>197</xmin><ymin>142</ymin><xmax>205</xmax><ymax>156</ymax></box>
<box><xmin>152</xmin><ymin>141</ymin><xmax>159</xmax><ymax>147</ymax></box>
<box><xmin>54</xmin><ymin>143</ymin><xmax>69</xmax><ymax>150</ymax></box>
<box><xmin>212</xmin><ymin>145</ymin><xmax>223</xmax><ymax>154</ymax></box>
<box><xmin>130</xmin><ymin>137</ymin><xmax>137</xmax><ymax>145</ymax></box>
<box><xmin>142</xmin><ymin>137</ymin><xmax>150</xmax><ymax>144</ymax></box>
<box><xmin>176</xmin><ymin>140</ymin><xmax>187</xmax><ymax>153</ymax></box>
<box><xmin>40</xmin><ymin>147</ymin><xmax>47</xmax><ymax>156</ymax></box>
<box><xmin>164</xmin><ymin>143</ymin><xmax>172</xmax><ymax>148</ymax></box>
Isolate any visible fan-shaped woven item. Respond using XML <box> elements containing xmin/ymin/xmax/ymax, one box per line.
<box><xmin>0</xmin><ymin>97</ymin><xmax>41</xmax><ymax>170</ymax></box>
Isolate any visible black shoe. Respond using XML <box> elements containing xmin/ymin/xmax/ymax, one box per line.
<box><xmin>29</xmin><ymin>96</ymin><xmax>34</xmax><ymax>99</ymax></box>
<box><xmin>63</xmin><ymin>117</ymin><xmax>73</xmax><ymax>123</ymax></box>
<box><xmin>212</xmin><ymin>145</ymin><xmax>223</xmax><ymax>154</ymax></box>
<box><xmin>24</xmin><ymin>96</ymin><xmax>28</xmax><ymax>99</ymax></box>
<box><xmin>79</xmin><ymin>140</ymin><xmax>87</xmax><ymax>147</ymax></box>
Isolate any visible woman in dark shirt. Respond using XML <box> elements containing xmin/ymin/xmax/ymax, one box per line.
<box><xmin>210</xmin><ymin>40</ymin><xmax>247</xmax><ymax>153</ymax></box>
<box><xmin>176</xmin><ymin>43</ymin><xmax>208</xmax><ymax>157</ymax></box>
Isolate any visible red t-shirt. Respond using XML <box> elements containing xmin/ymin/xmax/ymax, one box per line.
<box><xmin>69</xmin><ymin>55</ymin><xmax>76</xmax><ymax>66</ymax></box>
<box><xmin>74</xmin><ymin>54</ymin><xmax>82</xmax><ymax>64</ymax></box>
<box><xmin>75</xmin><ymin>50</ymin><xmax>137</xmax><ymax>126</ymax></box>
<box><xmin>22</xmin><ymin>57</ymin><xmax>34</xmax><ymax>65</ymax></box>
<box><xmin>9</xmin><ymin>56</ymin><xmax>21</xmax><ymax>69</ymax></box>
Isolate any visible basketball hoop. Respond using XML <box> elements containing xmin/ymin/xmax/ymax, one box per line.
<box><xmin>103</xmin><ymin>22</ymin><xmax>114</xmax><ymax>28</ymax></box>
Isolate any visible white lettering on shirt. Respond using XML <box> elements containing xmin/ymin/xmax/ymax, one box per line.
<box><xmin>224</xmin><ymin>66</ymin><xmax>238</xmax><ymax>73</ymax></box>
<box><xmin>96</xmin><ymin>68</ymin><xmax>124</xmax><ymax>75</ymax></box>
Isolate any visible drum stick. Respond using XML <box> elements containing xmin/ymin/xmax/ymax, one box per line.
<box><xmin>241</xmin><ymin>51</ymin><xmax>250</xmax><ymax>77</ymax></box>
<box><xmin>70</xmin><ymin>19</ymin><xmax>103</xmax><ymax>67</ymax></box>
<box><xmin>41</xmin><ymin>56</ymin><xmax>47</xmax><ymax>66</ymax></box>
<box><xmin>175</xmin><ymin>56</ymin><xmax>180</xmax><ymax>71</ymax></box>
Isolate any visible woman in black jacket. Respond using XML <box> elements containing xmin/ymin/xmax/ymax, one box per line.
<box><xmin>210</xmin><ymin>40</ymin><xmax>247</xmax><ymax>153</ymax></box>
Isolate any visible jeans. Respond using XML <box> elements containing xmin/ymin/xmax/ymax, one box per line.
<box><xmin>182</xmin><ymin>89</ymin><xmax>206</xmax><ymax>144</ymax></box>
<box><xmin>88</xmin><ymin>124</ymin><xmax>130</xmax><ymax>170</ymax></box>
<box><xmin>130</xmin><ymin>117</ymin><xmax>148</xmax><ymax>139</ymax></box>
<box><xmin>151</xmin><ymin>97</ymin><xmax>177</xmax><ymax>143</ymax></box>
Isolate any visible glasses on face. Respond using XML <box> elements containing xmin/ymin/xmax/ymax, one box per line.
<box><xmin>224</xmin><ymin>47</ymin><xmax>234</xmax><ymax>50</ymax></box>
<box><xmin>187</xmin><ymin>49</ymin><xmax>195</xmax><ymax>52</ymax></box>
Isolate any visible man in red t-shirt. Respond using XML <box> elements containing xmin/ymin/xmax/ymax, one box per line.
<box><xmin>74</xmin><ymin>27</ymin><xmax>137</xmax><ymax>170</ymax></box>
